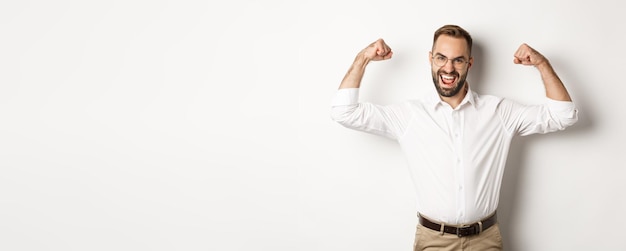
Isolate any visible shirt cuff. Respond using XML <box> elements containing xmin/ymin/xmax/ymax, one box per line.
<box><xmin>331</xmin><ymin>88</ymin><xmax>360</xmax><ymax>106</ymax></box>
<box><xmin>548</xmin><ymin>99</ymin><xmax>578</xmax><ymax>120</ymax></box>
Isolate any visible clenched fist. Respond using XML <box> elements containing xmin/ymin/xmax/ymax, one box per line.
<box><xmin>359</xmin><ymin>38</ymin><xmax>393</xmax><ymax>61</ymax></box>
<box><xmin>513</xmin><ymin>43</ymin><xmax>548</xmax><ymax>66</ymax></box>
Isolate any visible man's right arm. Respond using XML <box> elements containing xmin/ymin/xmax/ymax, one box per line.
<box><xmin>339</xmin><ymin>38</ymin><xmax>393</xmax><ymax>89</ymax></box>
<box><xmin>331</xmin><ymin>39</ymin><xmax>408</xmax><ymax>140</ymax></box>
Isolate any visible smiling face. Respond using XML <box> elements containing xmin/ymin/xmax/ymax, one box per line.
<box><xmin>429</xmin><ymin>35</ymin><xmax>473</xmax><ymax>98</ymax></box>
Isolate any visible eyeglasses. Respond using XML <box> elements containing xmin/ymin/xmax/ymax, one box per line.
<box><xmin>432</xmin><ymin>54</ymin><xmax>469</xmax><ymax>69</ymax></box>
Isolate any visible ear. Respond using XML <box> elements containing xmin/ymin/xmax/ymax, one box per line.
<box><xmin>429</xmin><ymin>51</ymin><xmax>433</xmax><ymax>64</ymax></box>
<box><xmin>468</xmin><ymin>56</ymin><xmax>474</xmax><ymax>69</ymax></box>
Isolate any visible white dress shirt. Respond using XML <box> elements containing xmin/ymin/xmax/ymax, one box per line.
<box><xmin>330</xmin><ymin>87</ymin><xmax>578</xmax><ymax>225</ymax></box>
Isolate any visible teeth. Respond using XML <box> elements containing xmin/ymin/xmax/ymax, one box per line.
<box><xmin>442</xmin><ymin>75</ymin><xmax>455</xmax><ymax>80</ymax></box>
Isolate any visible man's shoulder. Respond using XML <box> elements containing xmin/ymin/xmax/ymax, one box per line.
<box><xmin>472</xmin><ymin>91</ymin><xmax>505</xmax><ymax>104</ymax></box>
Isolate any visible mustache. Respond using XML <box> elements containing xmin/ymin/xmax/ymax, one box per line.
<box><xmin>437</xmin><ymin>69</ymin><xmax>459</xmax><ymax>77</ymax></box>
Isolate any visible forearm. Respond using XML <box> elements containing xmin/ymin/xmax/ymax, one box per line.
<box><xmin>339</xmin><ymin>54</ymin><xmax>370</xmax><ymax>89</ymax></box>
<box><xmin>536</xmin><ymin>61</ymin><xmax>572</xmax><ymax>101</ymax></box>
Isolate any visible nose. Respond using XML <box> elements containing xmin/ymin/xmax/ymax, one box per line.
<box><xmin>442</xmin><ymin>59</ymin><xmax>455</xmax><ymax>72</ymax></box>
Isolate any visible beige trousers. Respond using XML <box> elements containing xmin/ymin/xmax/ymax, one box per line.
<box><xmin>413</xmin><ymin>223</ymin><xmax>503</xmax><ymax>251</ymax></box>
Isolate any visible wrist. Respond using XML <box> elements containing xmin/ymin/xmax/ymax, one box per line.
<box><xmin>535</xmin><ymin>60</ymin><xmax>551</xmax><ymax>71</ymax></box>
<box><xmin>354</xmin><ymin>53</ymin><xmax>371</xmax><ymax>67</ymax></box>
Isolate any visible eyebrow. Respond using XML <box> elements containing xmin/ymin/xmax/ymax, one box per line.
<box><xmin>434</xmin><ymin>52</ymin><xmax>466</xmax><ymax>60</ymax></box>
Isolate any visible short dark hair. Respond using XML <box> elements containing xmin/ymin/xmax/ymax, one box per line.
<box><xmin>433</xmin><ymin>25</ymin><xmax>473</xmax><ymax>55</ymax></box>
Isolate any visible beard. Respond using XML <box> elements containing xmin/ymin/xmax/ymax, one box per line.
<box><xmin>431</xmin><ymin>68</ymin><xmax>468</xmax><ymax>97</ymax></box>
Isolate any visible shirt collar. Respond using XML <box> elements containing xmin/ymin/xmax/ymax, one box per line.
<box><xmin>427</xmin><ymin>85</ymin><xmax>477</xmax><ymax>110</ymax></box>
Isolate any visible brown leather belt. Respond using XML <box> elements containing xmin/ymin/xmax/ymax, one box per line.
<box><xmin>419</xmin><ymin>212</ymin><xmax>497</xmax><ymax>237</ymax></box>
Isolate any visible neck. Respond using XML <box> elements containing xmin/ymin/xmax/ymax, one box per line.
<box><xmin>440</xmin><ymin>83</ymin><xmax>469</xmax><ymax>109</ymax></box>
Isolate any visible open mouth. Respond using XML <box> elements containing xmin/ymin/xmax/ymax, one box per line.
<box><xmin>440</xmin><ymin>74</ymin><xmax>457</xmax><ymax>88</ymax></box>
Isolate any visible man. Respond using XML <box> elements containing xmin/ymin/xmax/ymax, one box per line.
<box><xmin>330</xmin><ymin>25</ymin><xmax>578</xmax><ymax>250</ymax></box>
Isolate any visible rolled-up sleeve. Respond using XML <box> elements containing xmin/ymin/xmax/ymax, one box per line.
<box><xmin>545</xmin><ymin>99</ymin><xmax>579</xmax><ymax>128</ymax></box>
<box><xmin>330</xmin><ymin>88</ymin><xmax>409</xmax><ymax>140</ymax></box>
<box><xmin>498</xmin><ymin>98</ymin><xmax>578</xmax><ymax>136</ymax></box>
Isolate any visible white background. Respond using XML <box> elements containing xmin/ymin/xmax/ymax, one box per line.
<box><xmin>0</xmin><ymin>1</ymin><xmax>623</xmax><ymax>250</ymax></box>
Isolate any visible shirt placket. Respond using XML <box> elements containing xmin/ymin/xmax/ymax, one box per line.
<box><xmin>451</xmin><ymin>109</ymin><xmax>465</xmax><ymax>223</ymax></box>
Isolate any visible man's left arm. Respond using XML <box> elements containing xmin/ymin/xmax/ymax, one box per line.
<box><xmin>498</xmin><ymin>44</ymin><xmax>578</xmax><ymax>136</ymax></box>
